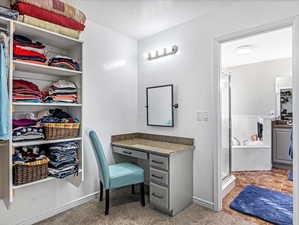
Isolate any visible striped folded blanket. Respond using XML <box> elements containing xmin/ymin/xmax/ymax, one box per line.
<box><xmin>11</xmin><ymin>0</ymin><xmax>86</xmax><ymax>24</ymax></box>
<box><xmin>18</xmin><ymin>15</ymin><xmax>80</xmax><ymax>39</ymax></box>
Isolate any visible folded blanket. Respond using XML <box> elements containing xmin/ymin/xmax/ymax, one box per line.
<box><xmin>0</xmin><ymin>6</ymin><xmax>19</xmax><ymax>20</ymax></box>
<box><xmin>18</xmin><ymin>15</ymin><xmax>80</xmax><ymax>39</ymax></box>
<box><xmin>14</xmin><ymin>46</ymin><xmax>47</xmax><ymax>60</ymax></box>
<box><xmin>13</xmin><ymin>99</ymin><xmax>41</xmax><ymax>103</ymax></box>
<box><xmin>14</xmin><ymin>55</ymin><xmax>47</xmax><ymax>63</ymax></box>
<box><xmin>13</xmin><ymin>3</ymin><xmax>85</xmax><ymax>31</ymax></box>
<box><xmin>48</xmin><ymin>141</ymin><xmax>79</xmax><ymax>151</ymax></box>
<box><xmin>14</xmin><ymin>40</ymin><xmax>45</xmax><ymax>49</ymax></box>
<box><xmin>15</xmin><ymin>59</ymin><xmax>47</xmax><ymax>65</ymax></box>
<box><xmin>12</xmin><ymin>126</ymin><xmax>44</xmax><ymax>142</ymax></box>
<box><xmin>11</xmin><ymin>0</ymin><xmax>86</xmax><ymax>24</ymax></box>
<box><xmin>13</xmin><ymin>80</ymin><xmax>40</xmax><ymax>92</ymax></box>
<box><xmin>49</xmin><ymin>62</ymin><xmax>78</xmax><ymax>71</ymax></box>
<box><xmin>52</xmin><ymin>80</ymin><xmax>77</xmax><ymax>89</ymax></box>
<box><xmin>13</xmin><ymin>119</ymin><xmax>36</xmax><ymax>128</ymax></box>
<box><xmin>15</xmin><ymin>44</ymin><xmax>46</xmax><ymax>55</ymax></box>
<box><xmin>49</xmin><ymin>57</ymin><xmax>80</xmax><ymax>71</ymax></box>
<box><xmin>14</xmin><ymin>35</ymin><xmax>45</xmax><ymax>48</ymax></box>
<box><xmin>13</xmin><ymin>89</ymin><xmax>42</xmax><ymax>97</ymax></box>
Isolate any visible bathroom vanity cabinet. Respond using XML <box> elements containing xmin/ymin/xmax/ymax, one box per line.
<box><xmin>272</xmin><ymin>123</ymin><xmax>292</xmax><ymax>168</ymax></box>
<box><xmin>111</xmin><ymin>133</ymin><xmax>194</xmax><ymax>216</ymax></box>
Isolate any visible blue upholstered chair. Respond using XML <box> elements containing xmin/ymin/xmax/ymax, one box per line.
<box><xmin>89</xmin><ymin>130</ymin><xmax>145</xmax><ymax>215</ymax></box>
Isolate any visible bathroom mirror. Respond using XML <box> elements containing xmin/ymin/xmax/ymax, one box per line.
<box><xmin>146</xmin><ymin>84</ymin><xmax>176</xmax><ymax>127</ymax></box>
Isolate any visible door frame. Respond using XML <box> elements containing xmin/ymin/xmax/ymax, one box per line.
<box><xmin>212</xmin><ymin>16</ymin><xmax>299</xmax><ymax>224</ymax></box>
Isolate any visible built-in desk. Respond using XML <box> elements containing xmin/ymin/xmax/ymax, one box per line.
<box><xmin>111</xmin><ymin>133</ymin><xmax>194</xmax><ymax>216</ymax></box>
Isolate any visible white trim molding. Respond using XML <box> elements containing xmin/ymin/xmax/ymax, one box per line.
<box><xmin>16</xmin><ymin>191</ymin><xmax>99</xmax><ymax>225</ymax></box>
<box><xmin>193</xmin><ymin>196</ymin><xmax>215</xmax><ymax>210</ymax></box>
<box><xmin>222</xmin><ymin>175</ymin><xmax>236</xmax><ymax>199</ymax></box>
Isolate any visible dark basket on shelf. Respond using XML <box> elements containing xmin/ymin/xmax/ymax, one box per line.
<box><xmin>41</xmin><ymin>123</ymin><xmax>80</xmax><ymax>140</ymax></box>
<box><xmin>13</xmin><ymin>158</ymin><xmax>49</xmax><ymax>186</ymax></box>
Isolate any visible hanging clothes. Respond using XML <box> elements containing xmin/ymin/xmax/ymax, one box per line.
<box><xmin>0</xmin><ymin>42</ymin><xmax>9</xmax><ymax>140</ymax></box>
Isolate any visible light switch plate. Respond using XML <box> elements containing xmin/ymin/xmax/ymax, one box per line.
<box><xmin>196</xmin><ymin>111</ymin><xmax>208</xmax><ymax>122</ymax></box>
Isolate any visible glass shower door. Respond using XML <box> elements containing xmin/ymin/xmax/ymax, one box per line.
<box><xmin>221</xmin><ymin>73</ymin><xmax>232</xmax><ymax>180</ymax></box>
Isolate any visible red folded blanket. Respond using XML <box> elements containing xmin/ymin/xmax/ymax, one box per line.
<box><xmin>14</xmin><ymin>46</ymin><xmax>47</xmax><ymax>60</ymax></box>
<box><xmin>13</xmin><ymin>3</ymin><xmax>85</xmax><ymax>31</ymax></box>
<box><xmin>13</xmin><ymin>96</ymin><xmax>41</xmax><ymax>100</ymax></box>
<box><xmin>14</xmin><ymin>40</ymin><xmax>45</xmax><ymax>49</ymax></box>
<box><xmin>13</xmin><ymin>80</ymin><xmax>40</xmax><ymax>92</ymax></box>
<box><xmin>13</xmin><ymin>90</ymin><xmax>42</xmax><ymax>97</ymax></box>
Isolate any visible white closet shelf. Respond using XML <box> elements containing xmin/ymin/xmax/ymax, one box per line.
<box><xmin>13</xmin><ymin>102</ymin><xmax>82</xmax><ymax>107</ymax></box>
<box><xmin>12</xmin><ymin>137</ymin><xmax>82</xmax><ymax>147</ymax></box>
<box><xmin>13</xmin><ymin>169</ymin><xmax>83</xmax><ymax>190</ymax></box>
<box><xmin>14</xmin><ymin>60</ymin><xmax>82</xmax><ymax>76</ymax></box>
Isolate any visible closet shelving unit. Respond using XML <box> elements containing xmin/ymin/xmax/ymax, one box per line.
<box><xmin>0</xmin><ymin>16</ymin><xmax>84</xmax><ymax>207</ymax></box>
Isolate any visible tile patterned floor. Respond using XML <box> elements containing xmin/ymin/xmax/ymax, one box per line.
<box><xmin>223</xmin><ymin>169</ymin><xmax>293</xmax><ymax>225</ymax></box>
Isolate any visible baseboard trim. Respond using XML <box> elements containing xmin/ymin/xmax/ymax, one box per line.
<box><xmin>222</xmin><ymin>175</ymin><xmax>236</xmax><ymax>199</ymax></box>
<box><xmin>192</xmin><ymin>196</ymin><xmax>215</xmax><ymax>210</ymax></box>
<box><xmin>16</xmin><ymin>191</ymin><xmax>100</xmax><ymax>225</ymax></box>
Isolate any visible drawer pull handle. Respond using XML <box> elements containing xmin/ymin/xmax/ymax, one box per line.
<box><xmin>152</xmin><ymin>193</ymin><xmax>163</xmax><ymax>199</ymax></box>
<box><xmin>152</xmin><ymin>174</ymin><xmax>163</xmax><ymax>179</ymax></box>
<box><xmin>152</xmin><ymin>160</ymin><xmax>163</xmax><ymax>165</ymax></box>
<box><xmin>123</xmin><ymin>151</ymin><xmax>132</xmax><ymax>155</ymax></box>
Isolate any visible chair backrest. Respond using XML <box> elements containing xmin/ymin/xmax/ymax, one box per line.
<box><xmin>89</xmin><ymin>130</ymin><xmax>110</xmax><ymax>189</ymax></box>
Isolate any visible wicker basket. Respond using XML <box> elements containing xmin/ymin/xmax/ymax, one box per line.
<box><xmin>42</xmin><ymin>123</ymin><xmax>80</xmax><ymax>140</ymax></box>
<box><xmin>13</xmin><ymin>158</ymin><xmax>49</xmax><ymax>185</ymax></box>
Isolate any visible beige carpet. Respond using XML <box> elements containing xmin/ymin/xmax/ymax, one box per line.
<box><xmin>36</xmin><ymin>189</ymin><xmax>257</xmax><ymax>225</ymax></box>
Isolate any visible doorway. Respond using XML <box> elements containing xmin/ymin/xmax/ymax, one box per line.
<box><xmin>213</xmin><ymin>17</ymin><xmax>299</xmax><ymax>225</ymax></box>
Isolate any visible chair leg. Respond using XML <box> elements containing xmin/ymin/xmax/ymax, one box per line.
<box><xmin>100</xmin><ymin>181</ymin><xmax>103</xmax><ymax>201</ymax></box>
<box><xmin>105</xmin><ymin>189</ymin><xmax>110</xmax><ymax>215</ymax></box>
<box><xmin>131</xmin><ymin>184</ymin><xmax>135</xmax><ymax>194</ymax></box>
<box><xmin>140</xmin><ymin>183</ymin><xmax>145</xmax><ymax>207</ymax></box>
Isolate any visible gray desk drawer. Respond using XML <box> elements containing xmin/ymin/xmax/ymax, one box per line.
<box><xmin>150</xmin><ymin>183</ymin><xmax>169</xmax><ymax>210</ymax></box>
<box><xmin>150</xmin><ymin>168</ymin><xmax>168</xmax><ymax>186</ymax></box>
<box><xmin>150</xmin><ymin>154</ymin><xmax>168</xmax><ymax>171</ymax></box>
<box><xmin>113</xmin><ymin>147</ymin><xmax>148</xmax><ymax>160</ymax></box>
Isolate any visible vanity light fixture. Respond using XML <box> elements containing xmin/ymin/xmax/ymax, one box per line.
<box><xmin>147</xmin><ymin>45</ymin><xmax>178</xmax><ymax>60</ymax></box>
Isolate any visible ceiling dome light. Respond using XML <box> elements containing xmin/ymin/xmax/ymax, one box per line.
<box><xmin>236</xmin><ymin>45</ymin><xmax>253</xmax><ymax>55</ymax></box>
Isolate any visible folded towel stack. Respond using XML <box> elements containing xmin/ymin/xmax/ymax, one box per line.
<box><xmin>13</xmin><ymin>34</ymin><xmax>47</xmax><ymax>65</ymax></box>
<box><xmin>48</xmin><ymin>56</ymin><xmax>80</xmax><ymax>71</ymax></box>
<box><xmin>12</xmin><ymin>119</ymin><xmax>44</xmax><ymax>142</ymax></box>
<box><xmin>0</xmin><ymin>6</ymin><xmax>19</xmax><ymax>20</ymax></box>
<box><xmin>43</xmin><ymin>80</ymin><xmax>78</xmax><ymax>104</ymax></box>
<box><xmin>47</xmin><ymin>141</ymin><xmax>79</xmax><ymax>179</ymax></box>
<box><xmin>12</xmin><ymin>0</ymin><xmax>86</xmax><ymax>38</ymax></box>
<box><xmin>13</xmin><ymin>79</ymin><xmax>42</xmax><ymax>103</ymax></box>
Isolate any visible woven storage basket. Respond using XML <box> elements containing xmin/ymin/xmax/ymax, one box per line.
<box><xmin>42</xmin><ymin>123</ymin><xmax>80</xmax><ymax>140</ymax></box>
<box><xmin>13</xmin><ymin>158</ymin><xmax>49</xmax><ymax>185</ymax></box>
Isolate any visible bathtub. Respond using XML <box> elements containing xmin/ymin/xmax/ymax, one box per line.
<box><xmin>232</xmin><ymin>143</ymin><xmax>272</xmax><ymax>171</ymax></box>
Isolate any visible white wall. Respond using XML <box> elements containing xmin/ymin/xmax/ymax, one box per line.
<box><xmin>227</xmin><ymin>58</ymin><xmax>292</xmax><ymax>116</ymax></box>
<box><xmin>137</xmin><ymin>2</ymin><xmax>299</xmax><ymax>206</ymax></box>
<box><xmin>0</xmin><ymin>20</ymin><xmax>138</xmax><ymax>225</ymax></box>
